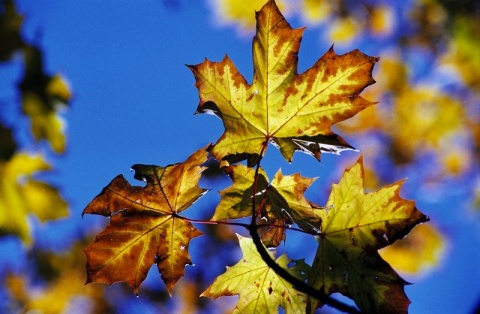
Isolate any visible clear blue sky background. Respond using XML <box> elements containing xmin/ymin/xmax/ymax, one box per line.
<box><xmin>1</xmin><ymin>1</ymin><xmax>479</xmax><ymax>313</ymax></box>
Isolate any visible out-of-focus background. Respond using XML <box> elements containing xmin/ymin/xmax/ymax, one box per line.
<box><xmin>0</xmin><ymin>0</ymin><xmax>479</xmax><ymax>313</ymax></box>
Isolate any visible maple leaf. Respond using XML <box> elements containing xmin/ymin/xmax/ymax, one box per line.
<box><xmin>82</xmin><ymin>146</ymin><xmax>209</xmax><ymax>295</ymax></box>
<box><xmin>307</xmin><ymin>156</ymin><xmax>429</xmax><ymax>314</ymax></box>
<box><xmin>189</xmin><ymin>0</ymin><xmax>378</xmax><ymax>163</ymax></box>
<box><xmin>201</xmin><ymin>234</ymin><xmax>309</xmax><ymax>313</ymax></box>
<box><xmin>212</xmin><ymin>164</ymin><xmax>321</xmax><ymax>245</ymax></box>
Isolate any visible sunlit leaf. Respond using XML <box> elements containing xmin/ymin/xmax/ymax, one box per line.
<box><xmin>189</xmin><ymin>0</ymin><xmax>378</xmax><ymax>163</ymax></box>
<box><xmin>307</xmin><ymin>156</ymin><xmax>429</xmax><ymax>313</ymax></box>
<box><xmin>82</xmin><ymin>146</ymin><xmax>208</xmax><ymax>295</ymax></box>
<box><xmin>201</xmin><ymin>234</ymin><xmax>309</xmax><ymax>313</ymax></box>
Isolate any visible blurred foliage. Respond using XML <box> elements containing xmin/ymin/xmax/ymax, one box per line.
<box><xmin>0</xmin><ymin>0</ymin><xmax>75</xmax><ymax>309</ymax></box>
<box><xmin>4</xmin><ymin>242</ymin><xmax>110</xmax><ymax>314</ymax></box>
<box><xmin>1</xmin><ymin>0</ymin><xmax>71</xmax><ymax>155</ymax></box>
<box><xmin>0</xmin><ymin>0</ymin><xmax>70</xmax><ymax>243</ymax></box>
<box><xmin>20</xmin><ymin>46</ymin><xmax>71</xmax><ymax>153</ymax></box>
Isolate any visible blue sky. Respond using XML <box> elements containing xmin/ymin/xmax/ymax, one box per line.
<box><xmin>1</xmin><ymin>1</ymin><xmax>479</xmax><ymax>313</ymax></box>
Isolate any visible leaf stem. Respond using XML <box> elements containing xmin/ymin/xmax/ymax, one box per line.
<box><xmin>174</xmin><ymin>213</ymin><xmax>250</xmax><ymax>229</ymax></box>
<box><xmin>256</xmin><ymin>222</ymin><xmax>321</xmax><ymax>236</ymax></box>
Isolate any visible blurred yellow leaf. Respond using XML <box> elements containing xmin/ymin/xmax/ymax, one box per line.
<box><xmin>22</xmin><ymin>92</ymin><xmax>67</xmax><ymax>153</ymax></box>
<box><xmin>209</xmin><ymin>0</ymin><xmax>288</xmax><ymax>32</ymax></box>
<box><xmin>391</xmin><ymin>88</ymin><xmax>465</xmax><ymax>159</ymax></box>
<box><xmin>441</xmin><ymin>18</ymin><xmax>480</xmax><ymax>90</ymax></box>
<box><xmin>0</xmin><ymin>153</ymin><xmax>68</xmax><ymax>245</ymax></box>
<box><xmin>379</xmin><ymin>224</ymin><xmax>445</xmax><ymax>276</ymax></box>
<box><xmin>335</xmin><ymin>103</ymin><xmax>384</xmax><ymax>133</ymax></box>
<box><xmin>301</xmin><ymin>0</ymin><xmax>332</xmax><ymax>24</ymax></box>
<box><xmin>376</xmin><ymin>56</ymin><xmax>409</xmax><ymax>94</ymax></box>
<box><xmin>20</xmin><ymin>46</ymin><xmax>71</xmax><ymax>153</ymax></box>
<box><xmin>438</xmin><ymin>136</ymin><xmax>472</xmax><ymax>176</ymax></box>
<box><xmin>370</xmin><ymin>5</ymin><xmax>395</xmax><ymax>36</ymax></box>
<box><xmin>46</xmin><ymin>74</ymin><xmax>72</xmax><ymax>104</ymax></box>
<box><xmin>328</xmin><ymin>17</ymin><xmax>359</xmax><ymax>43</ymax></box>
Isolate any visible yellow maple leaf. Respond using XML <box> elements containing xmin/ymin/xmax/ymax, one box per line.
<box><xmin>189</xmin><ymin>0</ymin><xmax>378</xmax><ymax>163</ymax></box>
<box><xmin>307</xmin><ymin>156</ymin><xmax>428</xmax><ymax>313</ymax></box>
<box><xmin>201</xmin><ymin>234</ymin><xmax>309</xmax><ymax>313</ymax></box>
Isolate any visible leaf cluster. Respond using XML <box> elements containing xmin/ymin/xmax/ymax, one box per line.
<box><xmin>82</xmin><ymin>1</ymin><xmax>428</xmax><ymax>313</ymax></box>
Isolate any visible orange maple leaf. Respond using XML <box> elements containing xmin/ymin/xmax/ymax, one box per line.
<box><xmin>82</xmin><ymin>146</ymin><xmax>208</xmax><ymax>295</ymax></box>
